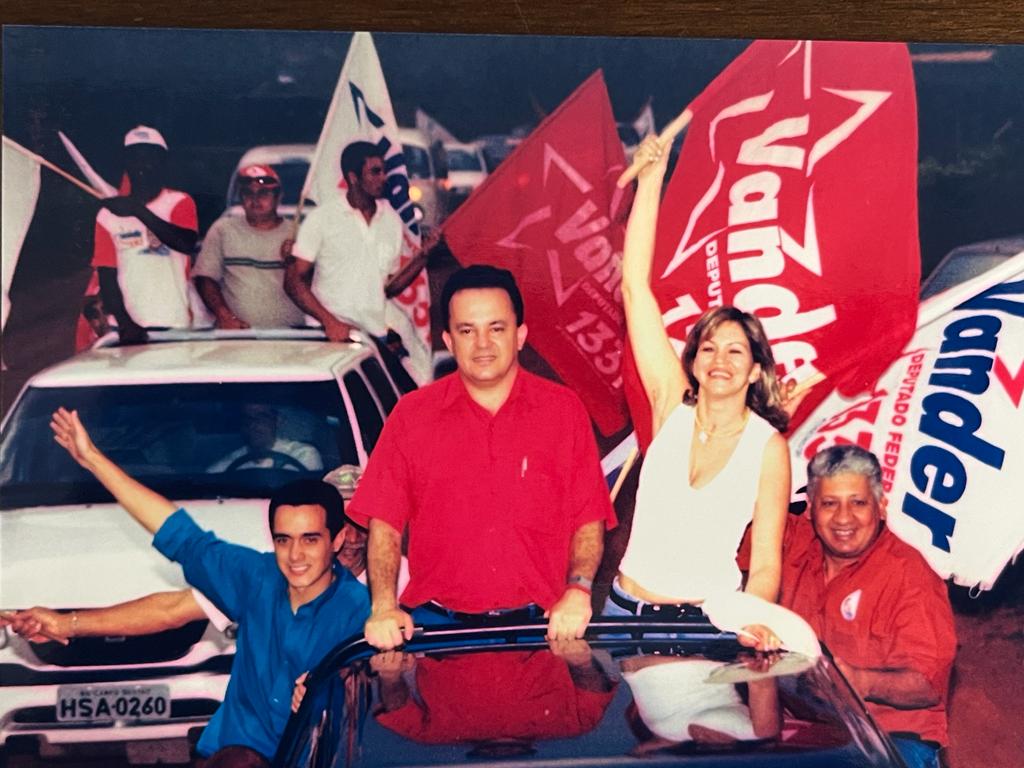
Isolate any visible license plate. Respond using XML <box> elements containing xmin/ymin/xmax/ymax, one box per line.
<box><xmin>56</xmin><ymin>684</ymin><xmax>171</xmax><ymax>723</ymax></box>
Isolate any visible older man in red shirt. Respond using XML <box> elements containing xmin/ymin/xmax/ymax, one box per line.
<box><xmin>349</xmin><ymin>265</ymin><xmax>616</xmax><ymax>649</ymax></box>
<box><xmin>777</xmin><ymin>445</ymin><xmax>956</xmax><ymax>768</ymax></box>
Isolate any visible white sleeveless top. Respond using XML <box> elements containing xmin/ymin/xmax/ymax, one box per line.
<box><xmin>618</xmin><ymin>403</ymin><xmax>776</xmax><ymax>600</ymax></box>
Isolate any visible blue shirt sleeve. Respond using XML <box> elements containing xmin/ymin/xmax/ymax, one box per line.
<box><xmin>152</xmin><ymin>508</ymin><xmax>268</xmax><ymax>623</ymax></box>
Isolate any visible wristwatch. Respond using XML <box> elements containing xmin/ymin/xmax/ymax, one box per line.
<box><xmin>566</xmin><ymin>575</ymin><xmax>593</xmax><ymax>594</ymax></box>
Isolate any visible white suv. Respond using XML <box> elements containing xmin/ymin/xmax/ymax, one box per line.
<box><xmin>0</xmin><ymin>329</ymin><xmax>412</xmax><ymax>752</ymax></box>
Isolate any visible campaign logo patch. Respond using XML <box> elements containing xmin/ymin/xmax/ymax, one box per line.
<box><xmin>840</xmin><ymin>589</ymin><xmax>862</xmax><ymax>621</ymax></box>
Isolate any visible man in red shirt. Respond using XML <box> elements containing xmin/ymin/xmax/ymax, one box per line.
<box><xmin>350</xmin><ymin>265</ymin><xmax>616</xmax><ymax>649</ymax></box>
<box><xmin>372</xmin><ymin>646</ymin><xmax>616</xmax><ymax>748</ymax></box>
<box><xmin>781</xmin><ymin>445</ymin><xmax>956</xmax><ymax>768</ymax></box>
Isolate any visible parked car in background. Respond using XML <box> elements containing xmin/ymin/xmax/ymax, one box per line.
<box><xmin>476</xmin><ymin>133</ymin><xmax>522</xmax><ymax>173</ymax></box>
<box><xmin>275</xmin><ymin>618</ymin><xmax>905</xmax><ymax>768</ymax></box>
<box><xmin>442</xmin><ymin>140</ymin><xmax>488</xmax><ymax>211</ymax></box>
<box><xmin>224</xmin><ymin>144</ymin><xmax>315</xmax><ymax>220</ymax></box>
<box><xmin>396</xmin><ymin>126</ymin><xmax>448</xmax><ymax>231</ymax></box>
<box><xmin>0</xmin><ymin>329</ymin><xmax>413</xmax><ymax>756</ymax></box>
<box><xmin>920</xmin><ymin>234</ymin><xmax>1024</xmax><ymax>300</ymax></box>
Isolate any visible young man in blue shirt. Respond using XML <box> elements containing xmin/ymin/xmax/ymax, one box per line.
<box><xmin>48</xmin><ymin>407</ymin><xmax>370</xmax><ymax>762</ymax></box>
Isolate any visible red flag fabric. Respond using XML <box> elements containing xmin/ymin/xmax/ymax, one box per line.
<box><xmin>624</xmin><ymin>40</ymin><xmax>920</xmax><ymax>449</ymax></box>
<box><xmin>444</xmin><ymin>71</ymin><xmax>632</xmax><ymax>436</ymax></box>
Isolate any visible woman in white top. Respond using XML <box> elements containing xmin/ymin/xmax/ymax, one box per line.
<box><xmin>607</xmin><ymin>135</ymin><xmax>791</xmax><ymax>650</ymax></box>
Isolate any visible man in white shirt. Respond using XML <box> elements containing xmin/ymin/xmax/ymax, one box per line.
<box><xmin>285</xmin><ymin>142</ymin><xmax>435</xmax><ymax>346</ymax></box>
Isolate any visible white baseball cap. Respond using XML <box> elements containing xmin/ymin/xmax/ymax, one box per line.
<box><xmin>124</xmin><ymin>125</ymin><xmax>167</xmax><ymax>150</ymax></box>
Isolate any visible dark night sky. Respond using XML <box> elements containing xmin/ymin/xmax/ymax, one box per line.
<box><xmin>3</xmin><ymin>26</ymin><xmax>1023</xmax><ymax>277</ymax></box>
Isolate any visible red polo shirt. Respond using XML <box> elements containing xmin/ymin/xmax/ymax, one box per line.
<box><xmin>348</xmin><ymin>369</ymin><xmax>616</xmax><ymax>613</ymax></box>
<box><xmin>375</xmin><ymin>651</ymin><xmax>615</xmax><ymax>744</ymax></box>
<box><xmin>778</xmin><ymin>517</ymin><xmax>956</xmax><ymax>745</ymax></box>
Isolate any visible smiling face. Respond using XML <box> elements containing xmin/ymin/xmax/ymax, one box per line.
<box><xmin>271</xmin><ymin>503</ymin><xmax>343</xmax><ymax>603</ymax></box>
<box><xmin>690</xmin><ymin>321</ymin><xmax>761</xmax><ymax>400</ymax></box>
<box><xmin>810</xmin><ymin>473</ymin><xmax>887</xmax><ymax>570</ymax></box>
<box><xmin>442</xmin><ymin>287</ymin><xmax>527</xmax><ymax>394</ymax></box>
<box><xmin>336</xmin><ymin>523</ymin><xmax>368</xmax><ymax>577</ymax></box>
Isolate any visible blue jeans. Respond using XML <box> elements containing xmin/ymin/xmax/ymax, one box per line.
<box><xmin>892</xmin><ymin>736</ymin><xmax>942</xmax><ymax>768</ymax></box>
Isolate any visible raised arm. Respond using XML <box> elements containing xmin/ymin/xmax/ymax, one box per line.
<box><xmin>50</xmin><ymin>407</ymin><xmax>177</xmax><ymax>534</ymax></box>
<box><xmin>621</xmin><ymin>136</ymin><xmax>686</xmax><ymax>437</ymax></box>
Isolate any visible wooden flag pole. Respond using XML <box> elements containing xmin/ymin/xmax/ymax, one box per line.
<box><xmin>616</xmin><ymin>107</ymin><xmax>694</xmax><ymax>189</ymax></box>
<box><xmin>3</xmin><ymin>136</ymin><xmax>104</xmax><ymax>200</ymax></box>
<box><xmin>788</xmin><ymin>371</ymin><xmax>826</xmax><ymax>399</ymax></box>
<box><xmin>609</xmin><ymin>445</ymin><xmax>640</xmax><ymax>504</ymax></box>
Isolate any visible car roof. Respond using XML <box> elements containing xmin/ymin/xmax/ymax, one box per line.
<box><xmin>26</xmin><ymin>330</ymin><xmax>370</xmax><ymax>388</ymax></box>
<box><xmin>275</xmin><ymin>618</ymin><xmax>900</xmax><ymax>768</ymax></box>
<box><xmin>920</xmin><ymin>234</ymin><xmax>1024</xmax><ymax>300</ymax></box>
<box><xmin>235</xmin><ymin>144</ymin><xmax>315</xmax><ymax>167</ymax></box>
<box><xmin>397</xmin><ymin>126</ymin><xmax>429</xmax><ymax>149</ymax></box>
<box><xmin>443</xmin><ymin>140</ymin><xmax>482</xmax><ymax>152</ymax></box>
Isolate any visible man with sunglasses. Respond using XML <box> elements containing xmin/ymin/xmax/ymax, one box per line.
<box><xmin>193</xmin><ymin>164</ymin><xmax>305</xmax><ymax>329</ymax></box>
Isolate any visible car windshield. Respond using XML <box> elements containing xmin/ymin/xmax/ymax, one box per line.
<box><xmin>228</xmin><ymin>158</ymin><xmax>312</xmax><ymax>208</ymax></box>
<box><xmin>402</xmin><ymin>145</ymin><xmax>432</xmax><ymax>180</ymax></box>
<box><xmin>278</xmin><ymin>626</ymin><xmax>896</xmax><ymax>768</ymax></box>
<box><xmin>446</xmin><ymin>148</ymin><xmax>482</xmax><ymax>172</ymax></box>
<box><xmin>0</xmin><ymin>381</ymin><xmax>358</xmax><ymax>509</ymax></box>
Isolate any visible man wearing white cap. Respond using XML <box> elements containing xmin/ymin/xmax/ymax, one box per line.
<box><xmin>194</xmin><ymin>165</ymin><xmax>305</xmax><ymax>328</ymax></box>
<box><xmin>93</xmin><ymin>125</ymin><xmax>199</xmax><ymax>344</ymax></box>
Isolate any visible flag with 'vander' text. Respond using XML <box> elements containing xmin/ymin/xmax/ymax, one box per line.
<box><xmin>789</xmin><ymin>251</ymin><xmax>1024</xmax><ymax>591</ymax></box>
<box><xmin>623</xmin><ymin>40</ymin><xmax>920</xmax><ymax>449</ymax></box>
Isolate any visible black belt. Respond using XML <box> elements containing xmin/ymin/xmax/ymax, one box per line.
<box><xmin>609</xmin><ymin>587</ymin><xmax>704</xmax><ymax>619</ymax></box>
<box><xmin>419</xmin><ymin>601</ymin><xmax>544</xmax><ymax>624</ymax></box>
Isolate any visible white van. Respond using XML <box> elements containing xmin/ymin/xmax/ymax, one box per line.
<box><xmin>442</xmin><ymin>141</ymin><xmax>488</xmax><ymax>211</ymax></box>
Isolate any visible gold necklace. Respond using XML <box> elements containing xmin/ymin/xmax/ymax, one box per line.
<box><xmin>694</xmin><ymin>409</ymin><xmax>749</xmax><ymax>444</ymax></box>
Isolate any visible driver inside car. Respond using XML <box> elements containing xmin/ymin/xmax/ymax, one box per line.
<box><xmin>208</xmin><ymin>403</ymin><xmax>322</xmax><ymax>473</ymax></box>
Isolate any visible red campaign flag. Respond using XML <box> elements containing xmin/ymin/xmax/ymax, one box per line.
<box><xmin>623</xmin><ymin>40</ymin><xmax>920</xmax><ymax>449</ymax></box>
<box><xmin>444</xmin><ymin>71</ymin><xmax>632</xmax><ymax>436</ymax></box>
